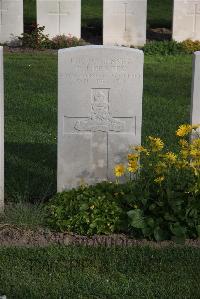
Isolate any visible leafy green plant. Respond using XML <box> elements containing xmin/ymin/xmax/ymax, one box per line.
<box><xmin>18</xmin><ymin>24</ymin><xmax>51</xmax><ymax>49</ymax></box>
<box><xmin>142</xmin><ymin>40</ymin><xmax>185</xmax><ymax>56</ymax></box>
<box><xmin>47</xmin><ymin>182</ymin><xmax>125</xmax><ymax>235</ymax></box>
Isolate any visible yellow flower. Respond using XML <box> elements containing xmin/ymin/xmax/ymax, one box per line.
<box><xmin>154</xmin><ymin>176</ymin><xmax>165</xmax><ymax>184</ymax></box>
<box><xmin>164</xmin><ymin>152</ymin><xmax>177</xmax><ymax>164</ymax></box>
<box><xmin>114</xmin><ymin>164</ymin><xmax>125</xmax><ymax>177</ymax></box>
<box><xmin>127</xmin><ymin>160</ymin><xmax>138</xmax><ymax>173</ymax></box>
<box><xmin>90</xmin><ymin>205</ymin><xmax>95</xmax><ymax>210</ymax></box>
<box><xmin>148</xmin><ymin>136</ymin><xmax>164</xmax><ymax>152</ymax></box>
<box><xmin>176</xmin><ymin>124</ymin><xmax>192</xmax><ymax>137</ymax></box>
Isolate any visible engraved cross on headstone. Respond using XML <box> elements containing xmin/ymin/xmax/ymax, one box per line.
<box><xmin>187</xmin><ymin>2</ymin><xmax>200</xmax><ymax>36</ymax></box>
<box><xmin>0</xmin><ymin>0</ymin><xmax>8</xmax><ymax>26</ymax></box>
<box><xmin>48</xmin><ymin>1</ymin><xmax>70</xmax><ymax>34</ymax></box>
<box><xmin>123</xmin><ymin>2</ymin><xmax>135</xmax><ymax>32</ymax></box>
<box><xmin>64</xmin><ymin>88</ymin><xmax>136</xmax><ymax>180</ymax></box>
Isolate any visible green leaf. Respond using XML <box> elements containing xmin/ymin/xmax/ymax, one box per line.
<box><xmin>170</xmin><ymin>223</ymin><xmax>186</xmax><ymax>238</ymax></box>
<box><xmin>153</xmin><ymin>227</ymin><xmax>167</xmax><ymax>241</ymax></box>
<box><xmin>80</xmin><ymin>203</ymin><xmax>89</xmax><ymax>211</ymax></box>
<box><xmin>127</xmin><ymin>209</ymin><xmax>145</xmax><ymax>229</ymax></box>
<box><xmin>146</xmin><ymin>217</ymin><xmax>155</xmax><ymax>228</ymax></box>
<box><xmin>142</xmin><ymin>226</ymin><xmax>153</xmax><ymax>237</ymax></box>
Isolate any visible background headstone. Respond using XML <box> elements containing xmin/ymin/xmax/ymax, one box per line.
<box><xmin>58</xmin><ymin>46</ymin><xmax>143</xmax><ymax>191</ymax></box>
<box><xmin>103</xmin><ymin>0</ymin><xmax>147</xmax><ymax>47</ymax></box>
<box><xmin>191</xmin><ymin>51</ymin><xmax>200</xmax><ymax>127</ymax></box>
<box><xmin>173</xmin><ymin>0</ymin><xmax>200</xmax><ymax>42</ymax></box>
<box><xmin>0</xmin><ymin>0</ymin><xmax>23</xmax><ymax>44</ymax></box>
<box><xmin>37</xmin><ymin>0</ymin><xmax>81</xmax><ymax>38</ymax></box>
<box><xmin>0</xmin><ymin>47</ymin><xmax>4</xmax><ymax>211</ymax></box>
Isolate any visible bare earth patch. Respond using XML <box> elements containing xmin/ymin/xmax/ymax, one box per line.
<box><xmin>0</xmin><ymin>224</ymin><xmax>200</xmax><ymax>248</ymax></box>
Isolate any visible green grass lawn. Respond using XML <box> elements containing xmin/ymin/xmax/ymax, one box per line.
<box><xmin>4</xmin><ymin>52</ymin><xmax>192</xmax><ymax>201</ymax></box>
<box><xmin>0</xmin><ymin>245</ymin><xmax>199</xmax><ymax>298</ymax></box>
<box><xmin>24</xmin><ymin>0</ymin><xmax>173</xmax><ymax>29</ymax></box>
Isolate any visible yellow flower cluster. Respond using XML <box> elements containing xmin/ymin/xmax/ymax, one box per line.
<box><xmin>114</xmin><ymin>152</ymin><xmax>139</xmax><ymax>177</ymax></box>
<box><xmin>114</xmin><ymin>124</ymin><xmax>200</xmax><ymax>189</ymax></box>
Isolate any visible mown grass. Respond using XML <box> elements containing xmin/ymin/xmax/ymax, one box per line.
<box><xmin>24</xmin><ymin>0</ymin><xmax>173</xmax><ymax>29</ymax></box>
<box><xmin>0</xmin><ymin>202</ymin><xmax>46</xmax><ymax>228</ymax></box>
<box><xmin>0</xmin><ymin>245</ymin><xmax>199</xmax><ymax>298</ymax></box>
<box><xmin>147</xmin><ymin>0</ymin><xmax>173</xmax><ymax>28</ymax></box>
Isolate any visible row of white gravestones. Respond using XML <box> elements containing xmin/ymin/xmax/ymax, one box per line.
<box><xmin>36</xmin><ymin>0</ymin><xmax>200</xmax><ymax>45</ymax></box>
<box><xmin>1</xmin><ymin>0</ymin><xmax>200</xmax><ymax>46</ymax></box>
<box><xmin>0</xmin><ymin>0</ymin><xmax>23</xmax><ymax>44</ymax></box>
<box><xmin>37</xmin><ymin>0</ymin><xmax>147</xmax><ymax>46</ymax></box>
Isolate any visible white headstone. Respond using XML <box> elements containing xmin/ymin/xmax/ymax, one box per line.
<box><xmin>103</xmin><ymin>0</ymin><xmax>147</xmax><ymax>47</ymax></box>
<box><xmin>0</xmin><ymin>47</ymin><xmax>4</xmax><ymax>211</ymax></box>
<box><xmin>0</xmin><ymin>0</ymin><xmax>23</xmax><ymax>44</ymax></box>
<box><xmin>37</xmin><ymin>0</ymin><xmax>81</xmax><ymax>38</ymax></box>
<box><xmin>191</xmin><ymin>51</ymin><xmax>200</xmax><ymax>127</ymax></box>
<box><xmin>58</xmin><ymin>46</ymin><xmax>144</xmax><ymax>191</ymax></box>
<box><xmin>173</xmin><ymin>0</ymin><xmax>200</xmax><ymax>42</ymax></box>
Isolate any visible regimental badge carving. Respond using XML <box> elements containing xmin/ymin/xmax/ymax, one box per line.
<box><xmin>75</xmin><ymin>89</ymin><xmax>125</xmax><ymax>132</ymax></box>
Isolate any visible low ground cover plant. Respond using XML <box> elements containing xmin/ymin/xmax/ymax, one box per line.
<box><xmin>143</xmin><ymin>40</ymin><xmax>200</xmax><ymax>55</ymax></box>
<box><xmin>47</xmin><ymin>124</ymin><xmax>200</xmax><ymax>242</ymax></box>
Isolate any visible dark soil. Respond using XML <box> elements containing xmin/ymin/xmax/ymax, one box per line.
<box><xmin>147</xmin><ymin>27</ymin><xmax>172</xmax><ymax>41</ymax></box>
<box><xmin>0</xmin><ymin>224</ymin><xmax>199</xmax><ymax>248</ymax></box>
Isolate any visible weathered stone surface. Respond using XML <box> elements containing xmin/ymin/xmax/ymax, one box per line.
<box><xmin>103</xmin><ymin>0</ymin><xmax>147</xmax><ymax>47</ymax></box>
<box><xmin>173</xmin><ymin>0</ymin><xmax>200</xmax><ymax>42</ymax></box>
<box><xmin>0</xmin><ymin>0</ymin><xmax>23</xmax><ymax>43</ymax></box>
<box><xmin>191</xmin><ymin>51</ymin><xmax>200</xmax><ymax>128</ymax></box>
<box><xmin>37</xmin><ymin>0</ymin><xmax>81</xmax><ymax>38</ymax></box>
<box><xmin>58</xmin><ymin>46</ymin><xmax>143</xmax><ymax>191</ymax></box>
<box><xmin>0</xmin><ymin>47</ymin><xmax>4</xmax><ymax>212</ymax></box>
